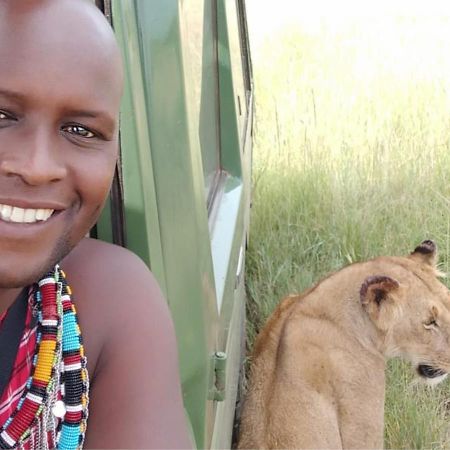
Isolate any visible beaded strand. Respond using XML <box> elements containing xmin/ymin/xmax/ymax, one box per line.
<box><xmin>57</xmin><ymin>270</ymin><xmax>89</xmax><ymax>450</ymax></box>
<box><xmin>0</xmin><ymin>266</ymin><xmax>89</xmax><ymax>450</ymax></box>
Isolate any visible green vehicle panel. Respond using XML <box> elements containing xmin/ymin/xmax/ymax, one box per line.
<box><xmin>95</xmin><ymin>1</ymin><xmax>253</xmax><ymax>448</ymax></box>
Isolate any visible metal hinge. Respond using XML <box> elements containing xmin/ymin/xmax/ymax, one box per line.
<box><xmin>209</xmin><ymin>352</ymin><xmax>227</xmax><ymax>402</ymax></box>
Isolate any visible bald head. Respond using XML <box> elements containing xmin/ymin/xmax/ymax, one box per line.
<box><xmin>0</xmin><ymin>0</ymin><xmax>118</xmax><ymax>41</ymax></box>
<box><xmin>0</xmin><ymin>0</ymin><xmax>123</xmax><ymax>108</ymax></box>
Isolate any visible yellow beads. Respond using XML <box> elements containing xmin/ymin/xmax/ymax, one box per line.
<box><xmin>34</xmin><ymin>340</ymin><xmax>57</xmax><ymax>382</ymax></box>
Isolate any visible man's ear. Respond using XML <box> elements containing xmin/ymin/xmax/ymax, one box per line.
<box><xmin>409</xmin><ymin>239</ymin><xmax>438</xmax><ymax>267</ymax></box>
<box><xmin>360</xmin><ymin>275</ymin><xmax>400</xmax><ymax>327</ymax></box>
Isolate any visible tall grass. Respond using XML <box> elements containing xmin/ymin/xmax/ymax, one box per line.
<box><xmin>246</xmin><ymin>16</ymin><xmax>450</xmax><ymax>449</ymax></box>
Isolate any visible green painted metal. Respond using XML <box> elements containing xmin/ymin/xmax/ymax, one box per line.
<box><xmin>220</xmin><ymin>0</ymin><xmax>250</xmax><ymax>147</ymax></box>
<box><xmin>211</xmin><ymin>268</ymin><xmax>246</xmax><ymax>449</ymax></box>
<box><xmin>121</xmin><ymin>2</ymin><xmax>218</xmax><ymax>446</ymax></box>
<box><xmin>95</xmin><ymin>190</ymin><xmax>113</xmax><ymax>244</ymax></box>
<box><xmin>98</xmin><ymin>1</ymin><xmax>168</xmax><ymax>294</ymax></box>
<box><xmin>213</xmin><ymin>0</ymin><xmax>252</xmax><ymax>350</ymax></box>
<box><xmin>96</xmin><ymin>1</ymin><xmax>253</xmax><ymax>448</ymax></box>
<box><xmin>210</xmin><ymin>69</ymin><xmax>253</xmax><ymax>450</ymax></box>
<box><xmin>210</xmin><ymin>1</ymin><xmax>253</xmax><ymax>448</ymax></box>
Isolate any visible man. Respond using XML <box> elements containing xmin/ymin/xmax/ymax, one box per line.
<box><xmin>0</xmin><ymin>0</ymin><xmax>191</xmax><ymax>448</ymax></box>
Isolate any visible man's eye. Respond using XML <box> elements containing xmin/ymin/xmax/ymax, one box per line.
<box><xmin>63</xmin><ymin>124</ymin><xmax>96</xmax><ymax>138</ymax></box>
<box><xmin>0</xmin><ymin>110</ymin><xmax>15</xmax><ymax>120</ymax></box>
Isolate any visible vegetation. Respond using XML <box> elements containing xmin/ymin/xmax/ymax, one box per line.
<box><xmin>246</xmin><ymin>16</ymin><xmax>450</xmax><ymax>449</ymax></box>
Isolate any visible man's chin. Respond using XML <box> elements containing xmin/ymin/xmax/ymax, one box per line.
<box><xmin>0</xmin><ymin>238</ymin><xmax>74</xmax><ymax>289</ymax></box>
<box><xmin>0</xmin><ymin>265</ymin><xmax>54</xmax><ymax>289</ymax></box>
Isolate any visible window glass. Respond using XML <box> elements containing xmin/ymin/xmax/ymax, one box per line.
<box><xmin>225</xmin><ymin>0</ymin><xmax>250</xmax><ymax>142</ymax></box>
<box><xmin>183</xmin><ymin>0</ymin><xmax>221</xmax><ymax>210</ymax></box>
<box><xmin>236</xmin><ymin>0</ymin><xmax>252</xmax><ymax>95</ymax></box>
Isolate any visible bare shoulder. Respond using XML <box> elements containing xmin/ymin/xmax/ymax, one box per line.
<box><xmin>62</xmin><ymin>236</ymin><xmax>157</xmax><ymax>290</ymax></box>
<box><xmin>62</xmin><ymin>237</ymin><xmax>163</xmax><ymax>307</ymax></box>
<box><xmin>61</xmin><ymin>238</ymin><xmax>167</xmax><ymax>360</ymax></box>
<box><xmin>60</xmin><ymin>238</ymin><xmax>191</xmax><ymax>448</ymax></box>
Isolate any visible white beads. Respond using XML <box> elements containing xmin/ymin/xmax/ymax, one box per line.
<box><xmin>52</xmin><ymin>400</ymin><xmax>66</xmax><ymax>419</ymax></box>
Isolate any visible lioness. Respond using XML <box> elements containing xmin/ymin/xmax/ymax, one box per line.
<box><xmin>238</xmin><ymin>240</ymin><xmax>450</xmax><ymax>449</ymax></box>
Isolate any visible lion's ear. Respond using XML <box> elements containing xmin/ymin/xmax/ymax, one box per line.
<box><xmin>360</xmin><ymin>275</ymin><xmax>400</xmax><ymax>327</ymax></box>
<box><xmin>360</xmin><ymin>275</ymin><xmax>399</xmax><ymax>306</ymax></box>
<box><xmin>410</xmin><ymin>240</ymin><xmax>438</xmax><ymax>267</ymax></box>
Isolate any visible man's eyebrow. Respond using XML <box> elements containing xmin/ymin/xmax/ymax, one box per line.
<box><xmin>63</xmin><ymin>108</ymin><xmax>116</xmax><ymax>131</ymax></box>
<box><xmin>0</xmin><ymin>88</ymin><xmax>26</xmax><ymax>102</ymax></box>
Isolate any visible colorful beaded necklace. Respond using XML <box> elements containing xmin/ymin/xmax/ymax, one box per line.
<box><xmin>0</xmin><ymin>266</ymin><xmax>89</xmax><ymax>450</ymax></box>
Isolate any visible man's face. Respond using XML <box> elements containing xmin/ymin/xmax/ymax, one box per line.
<box><xmin>0</xmin><ymin>1</ymin><xmax>123</xmax><ymax>287</ymax></box>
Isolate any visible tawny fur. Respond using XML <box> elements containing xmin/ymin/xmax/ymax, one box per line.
<box><xmin>239</xmin><ymin>242</ymin><xmax>450</xmax><ymax>449</ymax></box>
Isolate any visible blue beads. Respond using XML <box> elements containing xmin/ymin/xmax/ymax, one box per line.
<box><xmin>58</xmin><ymin>424</ymin><xmax>81</xmax><ymax>450</ymax></box>
<box><xmin>62</xmin><ymin>314</ymin><xmax>79</xmax><ymax>352</ymax></box>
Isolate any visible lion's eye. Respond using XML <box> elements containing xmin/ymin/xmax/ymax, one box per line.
<box><xmin>424</xmin><ymin>319</ymin><xmax>438</xmax><ymax>330</ymax></box>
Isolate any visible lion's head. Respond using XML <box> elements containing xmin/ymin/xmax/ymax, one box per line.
<box><xmin>360</xmin><ymin>240</ymin><xmax>450</xmax><ymax>385</ymax></box>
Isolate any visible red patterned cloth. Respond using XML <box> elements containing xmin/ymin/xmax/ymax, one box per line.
<box><xmin>0</xmin><ymin>290</ymin><xmax>37</xmax><ymax>427</ymax></box>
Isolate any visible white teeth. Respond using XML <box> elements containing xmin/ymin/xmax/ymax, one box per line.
<box><xmin>0</xmin><ymin>204</ymin><xmax>12</xmax><ymax>222</ymax></box>
<box><xmin>35</xmin><ymin>209</ymin><xmax>46</xmax><ymax>221</ymax></box>
<box><xmin>0</xmin><ymin>204</ymin><xmax>54</xmax><ymax>223</ymax></box>
<box><xmin>39</xmin><ymin>209</ymin><xmax>53</xmax><ymax>221</ymax></box>
<box><xmin>23</xmin><ymin>209</ymin><xmax>36</xmax><ymax>223</ymax></box>
<box><xmin>10</xmin><ymin>207</ymin><xmax>24</xmax><ymax>223</ymax></box>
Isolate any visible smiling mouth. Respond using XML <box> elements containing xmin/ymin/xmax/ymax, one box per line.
<box><xmin>0</xmin><ymin>204</ymin><xmax>55</xmax><ymax>224</ymax></box>
<box><xmin>417</xmin><ymin>364</ymin><xmax>447</xmax><ymax>379</ymax></box>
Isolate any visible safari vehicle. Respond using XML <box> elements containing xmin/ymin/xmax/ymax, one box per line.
<box><xmin>93</xmin><ymin>1</ymin><xmax>253</xmax><ymax>448</ymax></box>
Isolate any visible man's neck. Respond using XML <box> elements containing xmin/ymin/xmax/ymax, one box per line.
<box><xmin>0</xmin><ymin>288</ymin><xmax>23</xmax><ymax>316</ymax></box>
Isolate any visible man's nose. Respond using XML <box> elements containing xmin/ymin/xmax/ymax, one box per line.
<box><xmin>0</xmin><ymin>126</ymin><xmax>67</xmax><ymax>185</ymax></box>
